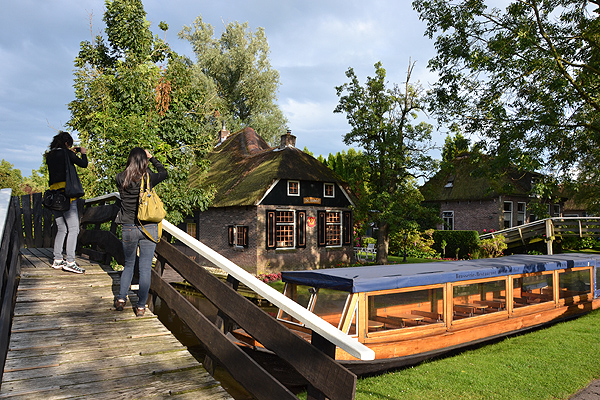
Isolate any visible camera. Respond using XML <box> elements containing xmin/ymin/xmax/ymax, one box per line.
<box><xmin>74</xmin><ymin>147</ymin><xmax>81</xmax><ymax>153</ymax></box>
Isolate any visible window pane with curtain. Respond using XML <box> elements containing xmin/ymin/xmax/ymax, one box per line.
<box><xmin>326</xmin><ymin>211</ymin><xmax>341</xmax><ymax>246</ymax></box>
<box><xmin>276</xmin><ymin>211</ymin><xmax>295</xmax><ymax>248</ymax></box>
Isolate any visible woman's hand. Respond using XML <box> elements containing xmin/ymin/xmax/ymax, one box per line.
<box><xmin>79</xmin><ymin>147</ymin><xmax>87</xmax><ymax>155</ymax></box>
<box><xmin>145</xmin><ymin>149</ymin><xmax>153</xmax><ymax>159</ymax></box>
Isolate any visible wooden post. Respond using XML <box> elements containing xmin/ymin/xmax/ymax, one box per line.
<box><xmin>546</xmin><ymin>219</ymin><xmax>553</xmax><ymax>255</ymax></box>
<box><xmin>307</xmin><ymin>332</ymin><xmax>338</xmax><ymax>400</ymax></box>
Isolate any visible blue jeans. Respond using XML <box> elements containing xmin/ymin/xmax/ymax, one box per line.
<box><xmin>118</xmin><ymin>224</ymin><xmax>157</xmax><ymax>308</ymax></box>
<box><xmin>52</xmin><ymin>199</ymin><xmax>79</xmax><ymax>263</ymax></box>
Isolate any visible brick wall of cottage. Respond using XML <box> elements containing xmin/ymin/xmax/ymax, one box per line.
<box><xmin>437</xmin><ymin>196</ymin><xmax>537</xmax><ymax>233</ymax></box>
<box><xmin>437</xmin><ymin>198</ymin><xmax>502</xmax><ymax>232</ymax></box>
<box><xmin>195</xmin><ymin>206</ymin><xmax>259</xmax><ymax>273</ymax></box>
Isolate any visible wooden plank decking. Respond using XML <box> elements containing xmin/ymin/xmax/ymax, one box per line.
<box><xmin>0</xmin><ymin>248</ymin><xmax>233</xmax><ymax>400</ymax></box>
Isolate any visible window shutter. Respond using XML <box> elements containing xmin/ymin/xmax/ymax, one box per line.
<box><xmin>317</xmin><ymin>210</ymin><xmax>326</xmax><ymax>247</ymax></box>
<box><xmin>296</xmin><ymin>210</ymin><xmax>306</xmax><ymax>248</ymax></box>
<box><xmin>343</xmin><ymin>211</ymin><xmax>352</xmax><ymax>245</ymax></box>
<box><xmin>228</xmin><ymin>225</ymin><xmax>234</xmax><ymax>246</ymax></box>
<box><xmin>266</xmin><ymin>210</ymin><xmax>276</xmax><ymax>249</ymax></box>
<box><xmin>242</xmin><ymin>226</ymin><xmax>249</xmax><ymax>248</ymax></box>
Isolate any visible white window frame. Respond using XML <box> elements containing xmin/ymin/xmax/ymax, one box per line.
<box><xmin>503</xmin><ymin>201</ymin><xmax>513</xmax><ymax>229</ymax></box>
<box><xmin>325</xmin><ymin>210</ymin><xmax>342</xmax><ymax>247</ymax></box>
<box><xmin>276</xmin><ymin>209</ymin><xmax>296</xmax><ymax>249</ymax></box>
<box><xmin>234</xmin><ymin>225</ymin><xmax>246</xmax><ymax>248</ymax></box>
<box><xmin>324</xmin><ymin>183</ymin><xmax>335</xmax><ymax>198</ymax></box>
<box><xmin>442</xmin><ymin>211</ymin><xmax>454</xmax><ymax>231</ymax></box>
<box><xmin>287</xmin><ymin>180</ymin><xmax>300</xmax><ymax>196</ymax></box>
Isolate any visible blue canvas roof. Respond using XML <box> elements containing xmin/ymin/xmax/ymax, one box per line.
<box><xmin>281</xmin><ymin>254</ymin><xmax>599</xmax><ymax>293</ymax></box>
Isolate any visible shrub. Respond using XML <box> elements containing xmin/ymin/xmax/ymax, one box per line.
<box><xmin>432</xmin><ymin>230</ymin><xmax>481</xmax><ymax>260</ymax></box>
<box><xmin>480</xmin><ymin>234</ymin><xmax>508</xmax><ymax>258</ymax></box>
<box><xmin>390</xmin><ymin>229</ymin><xmax>438</xmax><ymax>258</ymax></box>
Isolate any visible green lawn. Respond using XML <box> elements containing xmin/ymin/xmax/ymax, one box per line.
<box><xmin>353</xmin><ymin>309</ymin><xmax>600</xmax><ymax>400</ymax></box>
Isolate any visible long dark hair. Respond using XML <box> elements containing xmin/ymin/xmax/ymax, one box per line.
<box><xmin>47</xmin><ymin>131</ymin><xmax>73</xmax><ymax>154</ymax></box>
<box><xmin>122</xmin><ymin>147</ymin><xmax>148</xmax><ymax>189</ymax></box>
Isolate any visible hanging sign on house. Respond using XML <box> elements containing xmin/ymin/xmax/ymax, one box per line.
<box><xmin>303</xmin><ymin>197</ymin><xmax>321</xmax><ymax>205</ymax></box>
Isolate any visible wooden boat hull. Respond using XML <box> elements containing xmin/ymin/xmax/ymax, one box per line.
<box><xmin>339</xmin><ymin>299</ymin><xmax>600</xmax><ymax>375</ymax></box>
<box><xmin>236</xmin><ymin>298</ymin><xmax>600</xmax><ymax>377</ymax></box>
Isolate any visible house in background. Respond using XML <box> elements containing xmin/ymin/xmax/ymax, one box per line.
<box><xmin>182</xmin><ymin>127</ymin><xmax>355</xmax><ymax>275</ymax></box>
<box><xmin>420</xmin><ymin>155</ymin><xmax>564</xmax><ymax>233</ymax></box>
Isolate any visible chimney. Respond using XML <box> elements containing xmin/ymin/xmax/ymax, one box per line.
<box><xmin>218</xmin><ymin>121</ymin><xmax>230</xmax><ymax>144</ymax></box>
<box><xmin>279</xmin><ymin>129</ymin><xmax>296</xmax><ymax>149</ymax></box>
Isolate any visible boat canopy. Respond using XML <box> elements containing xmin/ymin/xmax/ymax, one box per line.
<box><xmin>281</xmin><ymin>254</ymin><xmax>599</xmax><ymax>293</ymax></box>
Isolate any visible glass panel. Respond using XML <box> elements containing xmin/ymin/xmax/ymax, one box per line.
<box><xmin>452</xmin><ymin>280</ymin><xmax>507</xmax><ymax>319</ymax></box>
<box><xmin>559</xmin><ymin>269</ymin><xmax>590</xmax><ymax>299</ymax></box>
<box><xmin>312</xmin><ymin>289</ymin><xmax>349</xmax><ymax>328</ymax></box>
<box><xmin>367</xmin><ymin>288</ymin><xmax>444</xmax><ymax>331</ymax></box>
<box><xmin>596</xmin><ymin>267</ymin><xmax>600</xmax><ymax>292</ymax></box>
<box><xmin>278</xmin><ymin>285</ymin><xmax>314</xmax><ymax>325</ymax></box>
<box><xmin>326</xmin><ymin>211</ymin><xmax>341</xmax><ymax>246</ymax></box>
<box><xmin>513</xmin><ymin>274</ymin><xmax>553</xmax><ymax>306</ymax></box>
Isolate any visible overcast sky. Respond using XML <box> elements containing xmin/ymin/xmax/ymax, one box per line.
<box><xmin>0</xmin><ymin>0</ymin><xmax>442</xmax><ymax>176</ymax></box>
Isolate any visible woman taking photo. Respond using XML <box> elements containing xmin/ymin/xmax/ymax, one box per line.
<box><xmin>45</xmin><ymin>131</ymin><xmax>88</xmax><ymax>274</ymax></box>
<box><xmin>114</xmin><ymin>147</ymin><xmax>167</xmax><ymax>316</ymax></box>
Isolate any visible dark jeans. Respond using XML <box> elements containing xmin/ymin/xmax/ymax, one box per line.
<box><xmin>118</xmin><ymin>223</ymin><xmax>157</xmax><ymax>308</ymax></box>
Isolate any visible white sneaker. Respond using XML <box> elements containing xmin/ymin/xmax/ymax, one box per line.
<box><xmin>51</xmin><ymin>259</ymin><xmax>65</xmax><ymax>269</ymax></box>
<box><xmin>63</xmin><ymin>261</ymin><xmax>85</xmax><ymax>274</ymax></box>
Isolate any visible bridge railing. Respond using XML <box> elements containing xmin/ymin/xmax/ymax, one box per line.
<box><xmin>0</xmin><ymin>189</ymin><xmax>21</xmax><ymax>387</ymax></box>
<box><xmin>8</xmin><ymin>191</ymin><xmax>371</xmax><ymax>400</ymax></box>
<box><xmin>479</xmin><ymin>217</ymin><xmax>600</xmax><ymax>255</ymax></box>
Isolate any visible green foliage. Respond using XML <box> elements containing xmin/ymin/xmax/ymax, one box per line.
<box><xmin>389</xmin><ymin>229</ymin><xmax>438</xmax><ymax>258</ymax></box>
<box><xmin>433</xmin><ymin>230</ymin><xmax>481</xmax><ymax>259</ymax></box>
<box><xmin>362</xmin><ymin>237</ymin><xmax>377</xmax><ymax>245</ymax></box>
<box><xmin>413</xmin><ymin>0</ymin><xmax>600</xmax><ymax>212</ymax></box>
<box><xmin>0</xmin><ymin>159</ymin><xmax>24</xmax><ymax>196</ymax></box>
<box><xmin>179</xmin><ymin>16</ymin><xmax>287</xmax><ymax>145</ymax></box>
<box><xmin>334</xmin><ymin>61</ymin><xmax>437</xmax><ymax>263</ymax></box>
<box><xmin>441</xmin><ymin>129</ymin><xmax>471</xmax><ymax>170</ymax></box>
<box><xmin>480</xmin><ymin>234</ymin><xmax>508</xmax><ymax>258</ymax></box>
<box><xmin>68</xmin><ymin>0</ymin><xmax>216</xmax><ymax>223</ymax></box>
<box><xmin>562</xmin><ymin>236</ymin><xmax>598</xmax><ymax>251</ymax></box>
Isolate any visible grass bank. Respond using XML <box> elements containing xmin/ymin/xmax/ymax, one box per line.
<box><xmin>353</xmin><ymin>308</ymin><xmax>600</xmax><ymax>399</ymax></box>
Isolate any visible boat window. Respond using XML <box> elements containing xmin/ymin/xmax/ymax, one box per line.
<box><xmin>513</xmin><ymin>273</ymin><xmax>553</xmax><ymax>306</ymax></box>
<box><xmin>277</xmin><ymin>284</ymin><xmax>314</xmax><ymax>326</ymax></box>
<box><xmin>452</xmin><ymin>279</ymin><xmax>507</xmax><ymax>319</ymax></box>
<box><xmin>367</xmin><ymin>287</ymin><xmax>444</xmax><ymax>332</ymax></box>
<box><xmin>278</xmin><ymin>284</ymin><xmax>350</xmax><ymax>329</ymax></box>
<box><xmin>559</xmin><ymin>269</ymin><xmax>590</xmax><ymax>299</ymax></box>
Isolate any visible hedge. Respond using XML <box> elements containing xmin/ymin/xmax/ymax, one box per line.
<box><xmin>432</xmin><ymin>230</ymin><xmax>481</xmax><ymax>259</ymax></box>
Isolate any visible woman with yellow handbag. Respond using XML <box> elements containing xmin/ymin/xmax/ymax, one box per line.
<box><xmin>114</xmin><ymin>147</ymin><xmax>167</xmax><ymax>316</ymax></box>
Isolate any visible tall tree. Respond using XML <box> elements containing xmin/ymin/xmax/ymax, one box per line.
<box><xmin>335</xmin><ymin>61</ymin><xmax>436</xmax><ymax>263</ymax></box>
<box><xmin>413</xmin><ymin>0</ymin><xmax>600</xmax><ymax>211</ymax></box>
<box><xmin>0</xmin><ymin>160</ymin><xmax>24</xmax><ymax>196</ymax></box>
<box><xmin>68</xmin><ymin>0</ymin><xmax>215</xmax><ymax>222</ymax></box>
<box><xmin>179</xmin><ymin>16</ymin><xmax>288</xmax><ymax>144</ymax></box>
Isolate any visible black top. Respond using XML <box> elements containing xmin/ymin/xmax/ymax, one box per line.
<box><xmin>115</xmin><ymin>157</ymin><xmax>168</xmax><ymax>225</ymax></box>
<box><xmin>46</xmin><ymin>148</ymin><xmax>88</xmax><ymax>186</ymax></box>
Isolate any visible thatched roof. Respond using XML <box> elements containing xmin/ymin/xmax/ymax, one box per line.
<box><xmin>420</xmin><ymin>155</ymin><xmax>538</xmax><ymax>202</ymax></box>
<box><xmin>191</xmin><ymin>127</ymin><xmax>346</xmax><ymax>208</ymax></box>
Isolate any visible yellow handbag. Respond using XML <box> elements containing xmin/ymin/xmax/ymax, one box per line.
<box><xmin>137</xmin><ymin>173</ymin><xmax>166</xmax><ymax>242</ymax></box>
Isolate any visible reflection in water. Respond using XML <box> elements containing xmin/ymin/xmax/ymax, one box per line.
<box><xmin>153</xmin><ymin>293</ymin><xmax>255</xmax><ymax>400</ymax></box>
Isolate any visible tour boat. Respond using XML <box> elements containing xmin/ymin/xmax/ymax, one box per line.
<box><xmin>261</xmin><ymin>254</ymin><xmax>600</xmax><ymax>375</ymax></box>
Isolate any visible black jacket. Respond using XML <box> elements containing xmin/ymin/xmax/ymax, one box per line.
<box><xmin>115</xmin><ymin>157</ymin><xmax>168</xmax><ymax>225</ymax></box>
<box><xmin>46</xmin><ymin>148</ymin><xmax>88</xmax><ymax>186</ymax></box>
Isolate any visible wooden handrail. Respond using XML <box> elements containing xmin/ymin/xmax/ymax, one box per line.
<box><xmin>161</xmin><ymin>219</ymin><xmax>375</xmax><ymax>362</ymax></box>
<box><xmin>91</xmin><ymin>192</ymin><xmax>374</xmax><ymax>361</ymax></box>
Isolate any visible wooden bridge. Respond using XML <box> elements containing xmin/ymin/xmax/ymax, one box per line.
<box><xmin>0</xmin><ymin>189</ymin><xmax>374</xmax><ymax>400</ymax></box>
<box><xmin>479</xmin><ymin>217</ymin><xmax>600</xmax><ymax>255</ymax></box>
